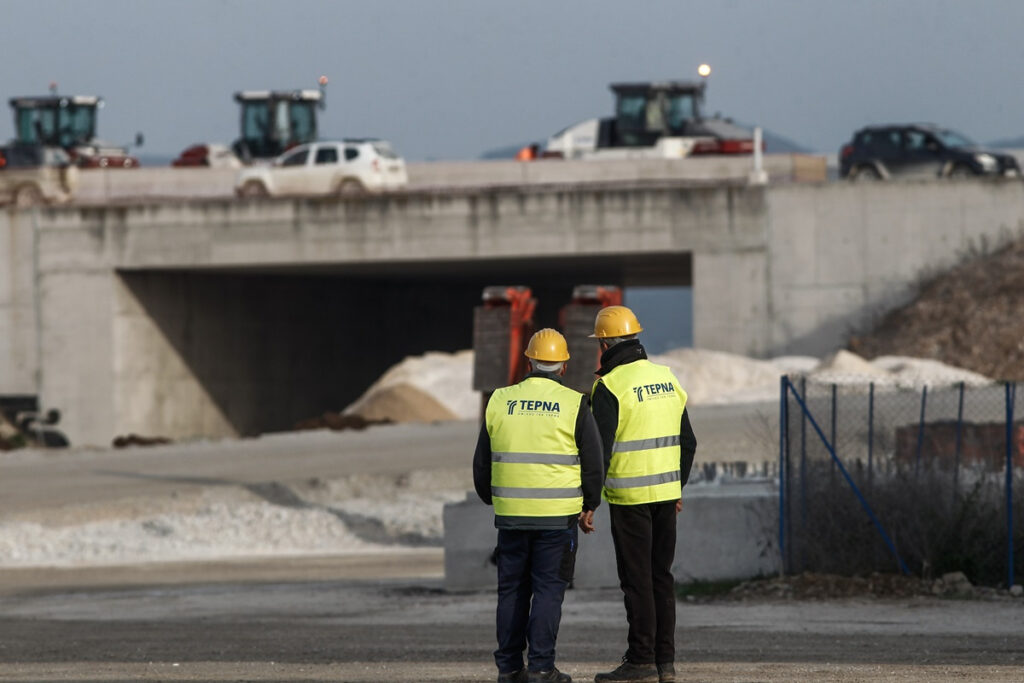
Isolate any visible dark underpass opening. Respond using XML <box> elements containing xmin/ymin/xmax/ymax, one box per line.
<box><xmin>116</xmin><ymin>252</ymin><xmax>691</xmax><ymax>438</ymax></box>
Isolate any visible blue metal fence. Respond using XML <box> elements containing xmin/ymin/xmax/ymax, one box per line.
<box><xmin>779</xmin><ymin>376</ymin><xmax>1021</xmax><ymax>587</ymax></box>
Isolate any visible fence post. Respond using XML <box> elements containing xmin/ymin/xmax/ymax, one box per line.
<box><xmin>779</xmin><ymin>375</ymin><xmax>788</xmax><ymax>575</ymax></box>
<box><xmin>1006</xmin><ymin>382</ymin><xmax>1016</xmax><ymax>589</ymax></box>
<box><xmin>800</xmin><ymin>376</ymin><xmax>808</xmax><ymax>553</ymax></box>
<box><xmin>867</xmin><ymin>382</ymin><xmax>875</xmax><ymax>491</ymax></box>
<box><xmin>830</xmin><ymin>383</ymin><xmax>838</xmax><ymax>483</ymax></box>
<box><xmin>915</xmin><ymin>386</ymin><xmax>928</xmax><ymax>477</ymax></box>
<box><xmin>953</xmin><ymin>381</ymin><xmax>965</xmax><ymax>504</ymax></box>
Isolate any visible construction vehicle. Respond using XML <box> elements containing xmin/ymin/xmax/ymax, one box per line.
<box><xmin>538</xmin><ymin>80</ymin><xmax>756</xmax><ymax>160</ymax></box>
<box><xmin>9</xmin><ymin>91</ymin><xmax>142</xmax><ymax>168</ymax></box>
<box><xmin>173</xmin><ymin>77</ymin><xmax>327</xmax><ymax>167</ymax></box>
<box><xmin>0</xmin><ymin>144</ymin><xmax>77</xmax><ymax>206</ymax></box>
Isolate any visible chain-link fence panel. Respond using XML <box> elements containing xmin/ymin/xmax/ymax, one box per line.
<box><xmin>781</xmin><ymin>377</ymin><xmax>1022</xmax><ymax>587</ymax></box>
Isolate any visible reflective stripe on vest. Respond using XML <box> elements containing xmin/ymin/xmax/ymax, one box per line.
<box><xmin>595</xmin><ymin>359</ymin><xmax>687</xmax><ymax>505</ymax></box>
<box><xmin>485</xmin><ymin>377</ymin><xmax>583</xmax><ymax>517</ymax></box>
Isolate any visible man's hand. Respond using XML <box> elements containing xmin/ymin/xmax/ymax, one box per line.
<box><xmin>578</xmin><ymin>509</ymin><xmax>595</xmax><ymax>534</ymax></box>
<box><xmin>675</xmin><ymin>499</ymin><xmax>683</xmax><ymax>513</ymax></box>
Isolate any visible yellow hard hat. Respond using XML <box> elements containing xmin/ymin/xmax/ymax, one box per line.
<box><xmin>525</xmin><ymin>328</ymin><xmax>570</xmax><ymax>362</ymax></box>
<box><xmin>589</xmin><ymin>305</ymin><xmax>643</xmax><ymax>338</ymax></box>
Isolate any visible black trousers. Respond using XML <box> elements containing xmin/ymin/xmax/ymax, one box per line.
<box><xmin>494</xmin><ymin>526</ymin><xmax>578</xmax><ymax>674</ymax></box>
<box><xmin>609</xmin><ymin>501</ymin><xmax>677</xmax><ymax>665</ymax></box>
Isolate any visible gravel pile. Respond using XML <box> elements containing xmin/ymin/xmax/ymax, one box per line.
<box><xmin>342</xmin><ymin>348</ymin><xmax>994</xmax><ymax>424</ymax></box>
<box><xmin>0</xmin><ymin>472</ymin><xmax>469</xmax><ymax>568</ymax></box>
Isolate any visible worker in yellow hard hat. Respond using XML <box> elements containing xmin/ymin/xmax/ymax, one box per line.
<box><xmin>589</xmin><ymin>306</ymin><xmax>696</xmax><ymax>683</ymax></box>
<box><xmin>473</xmin><ymin>328</ymin><xmax>603</xmax><ymax>683</ymax></box>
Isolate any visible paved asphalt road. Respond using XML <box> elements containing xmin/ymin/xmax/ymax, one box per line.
<box><xmin>0</xmin><ymin>572</ymin><xmax>1021</xmax><ymax>682</ymax></box>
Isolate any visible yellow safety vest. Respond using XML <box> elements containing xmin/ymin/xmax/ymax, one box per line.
<box><xmin>594</xmin><ymin>359</ymin><xmax>687</xmax><ymax>505</ymax></box>
<box><xmin>485</xmin><ymin>377</ymin><xmax>583</xmax><ymax>517</ymax></box>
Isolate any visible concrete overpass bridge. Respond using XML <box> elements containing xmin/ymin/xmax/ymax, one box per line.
<box><xmin>4</xmin><ymin>178</ymin><xmax>1024</xmax><ymax>446</ymax></box>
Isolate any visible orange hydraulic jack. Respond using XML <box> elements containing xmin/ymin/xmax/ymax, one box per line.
<box><xmin>472</xmin><ymin>286</ymin><xmax>537</xmax><ymax>413</ymax></box>
<box><xmin>560</xmin><ymin>285</ymin><xmax>622</xmax><ymax>394</ymax></box>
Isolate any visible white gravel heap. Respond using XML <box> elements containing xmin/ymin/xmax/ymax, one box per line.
<box><xmin>0</xmin><ymin>476</ymin><xmax>468</xmax><ymax>568</ymax></box>
<box><xmin>344</xmin><ymin>347</ymin><xmax>994</xmax><ymax>420</ymax></box>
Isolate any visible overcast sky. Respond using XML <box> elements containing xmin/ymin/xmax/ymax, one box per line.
<box><xmin>5</xmin><ymin>0</ymin><xmax>1024</xmax><ymax>161</ymax></box>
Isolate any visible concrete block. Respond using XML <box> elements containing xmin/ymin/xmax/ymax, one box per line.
<box><xmin>443</xmin><ymin>482</ymin><xmax>780</xmax><ymax>592</ymax></box>
<box><xmin>442</xmin><ymin>494</ymin><xmax>499</xmax><ymax>592</ymax></box>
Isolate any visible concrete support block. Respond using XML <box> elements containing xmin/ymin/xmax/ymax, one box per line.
<box><xmin>443</xmin><ymin>483</ymin><xmax>780</xmax><ymax>592</ymax></box>
<box><xmin>0</xmin><ymin>211</ymin><xmax>38</xmax><ymax>395</ymax></box>
<box><xmin>37</xmin><ymin>269</ymin><xmax>116</xmax><ymax>446</ymax></box>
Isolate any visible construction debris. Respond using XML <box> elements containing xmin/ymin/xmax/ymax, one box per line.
<box><xmin>293</xmin><ymin>413</ymin><xmax>393</xmax><ymax>432</ymax></box>
<box><xmin>112</xmin><ymin>434</ymin><xmax>172</xmax><ymax>448</ymax></box>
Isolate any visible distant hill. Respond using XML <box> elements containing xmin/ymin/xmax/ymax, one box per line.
<box><xmin>136</xmin><ymin>153</ymin><xmax>176</xmax><ymax>167</ymax></box>
<box><xmin>478</xmin><ymin>127</ymin><xmax>812</xmax><ymax>160</ymax></box>
<box><xmin>986</xmin><ymin>136</ymin><xmax>1024</xmax><ymax>149</ymax></box>
<box><xmin>758</xmin><ymin>128</ymin><xmax>812</xmax><ymax>154</ymax></box>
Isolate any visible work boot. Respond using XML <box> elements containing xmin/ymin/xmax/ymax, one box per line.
<box><xmin>656</xmin><ymin>662</ymin><xmax>675</xmax><ymax>683</ymax></box>
<box><xmin>594</xmin><ymin>657</ymin><xmax>658</xmax><ymax>683</ymax></box>
<box><xmin>498</xmin><ymin>669</ymin><xmax>528</xmax><ymax>683</ymax></box>
<box><xmin>529</xmin><ymin>667</ymin><xmax>572</xmax><ymax>682</ymax></box>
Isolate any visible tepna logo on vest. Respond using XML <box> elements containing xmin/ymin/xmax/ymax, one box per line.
<box><xmin>632</xmin><ymin>382</ymin><xmax>676</xmax><ymax>403</ymax></box>
<box><xmin>507</xmin><ymin>399</ymin><xmax>561</xmax><ymax>416</ymax></box>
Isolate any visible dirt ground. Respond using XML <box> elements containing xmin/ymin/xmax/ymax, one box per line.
<box><xmin>0</xmin><ymin>554</ymin><xmax>1021</xmax><ymax>683</ymax></box>
<box><xmin>849</xmin><ymin>235</ymin><xmax>1024</xmax><ymax>381</ymax></box>
<box><xmin>1</xmin><ymin>424</ymin><xmax>1021</xmax><ymax>681</ymax></box>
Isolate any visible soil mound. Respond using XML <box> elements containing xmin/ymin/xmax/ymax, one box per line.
<box><xmin>850</xmin><ymin>238</ymin><xmax>1024</xmax><ymax>380</ymax></box>
<box><xmin>344</xmin><ymin>350</ymin><xmax>477</xmax><ymax>423</ymax></box>
<box><xmin>346</xmin><ymin>382</ymin><xmax>458</xmax><ymax>423</ymax></box>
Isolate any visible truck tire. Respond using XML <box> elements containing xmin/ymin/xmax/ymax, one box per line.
<box><xmin>948</xmin><ymin>164</ymin><xmax>974</xmax><ymax>179</ymax></box>
<box><xmin>336</xmin><ymin>178</ymin><xmax>366</xmax><ymax>197</ymax></box>
<box><xmin>852</xmin><ymin>165</ymin><xmax>881</xmax><ymax>181</ymax></box>
<box><xmin>14</xmin><ymin>184</ymin><xmax>44</xmax><ymax>208</ymax></box>
<box><xmin>237</xmin><ymin>180</ymin><xmax>269</xmax><ymax>198</ymax></box>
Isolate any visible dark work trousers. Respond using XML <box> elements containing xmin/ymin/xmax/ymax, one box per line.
<box><xmin>609</xmin><ymin>501</ymin><xmax>677</xmax><ymax>665</ymax></box>
<box><xmin>494</xmin><ymin>526</ymin><xmax>578</xmax><ymax>674</ymax></box>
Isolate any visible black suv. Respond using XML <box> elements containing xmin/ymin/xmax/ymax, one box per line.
<box><xmin>839</xmin><ymin>124</ymin><xmax>1020</xmax><ymax>180</ymax></box>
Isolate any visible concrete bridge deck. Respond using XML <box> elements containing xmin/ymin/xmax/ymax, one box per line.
<box><xmin>3</xmin><ymin>177</ymin><xmax>1024</xmax><ymax>445</ymax></box>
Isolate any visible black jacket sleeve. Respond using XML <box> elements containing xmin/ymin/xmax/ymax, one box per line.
<box><xmin>472</xmin><ymin>420</ymin><xmax>492</xmax><ymax>505</ymax></box>
<box><xmin>680</xmin><ymin>408</ymin><xmax>697</xmax><ymax>486</ymax></box>
<box><xmin>574</xmin><ymin>395</ymin><xmax>604</xmax><ymax>512</ymax></box>
<box><xmin>589</xmin><ymin>380</ymin><xmax>618</xmax><ymax>475</ymax></box>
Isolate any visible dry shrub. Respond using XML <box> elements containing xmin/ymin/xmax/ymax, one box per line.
<box><xmin>788</xmin><ymin>461</ymin><xmax>1024</xmax><ymax>587</ymax></box>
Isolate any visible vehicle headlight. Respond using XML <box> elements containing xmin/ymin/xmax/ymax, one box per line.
<box><xmin>974</xmin><ymin>153</ymin><xmax>997</xmax><ymax>170</ymax></box>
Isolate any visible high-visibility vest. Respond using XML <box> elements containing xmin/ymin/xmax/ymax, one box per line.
<box><xmin>485</xmin><ymin>377</ymin><xmax>583</xmax><ymax>517</ymax></box>
<box><xmin>594</xmin><ymin>359</ymin><xmax>687</xmax><ymax>505</ymax></box>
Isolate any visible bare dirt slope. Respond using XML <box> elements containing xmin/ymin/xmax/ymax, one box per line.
<box><xmin>850</xmin><ymin>238</ymin><xmax>1024</xmax><ymax>380</ymax></box>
